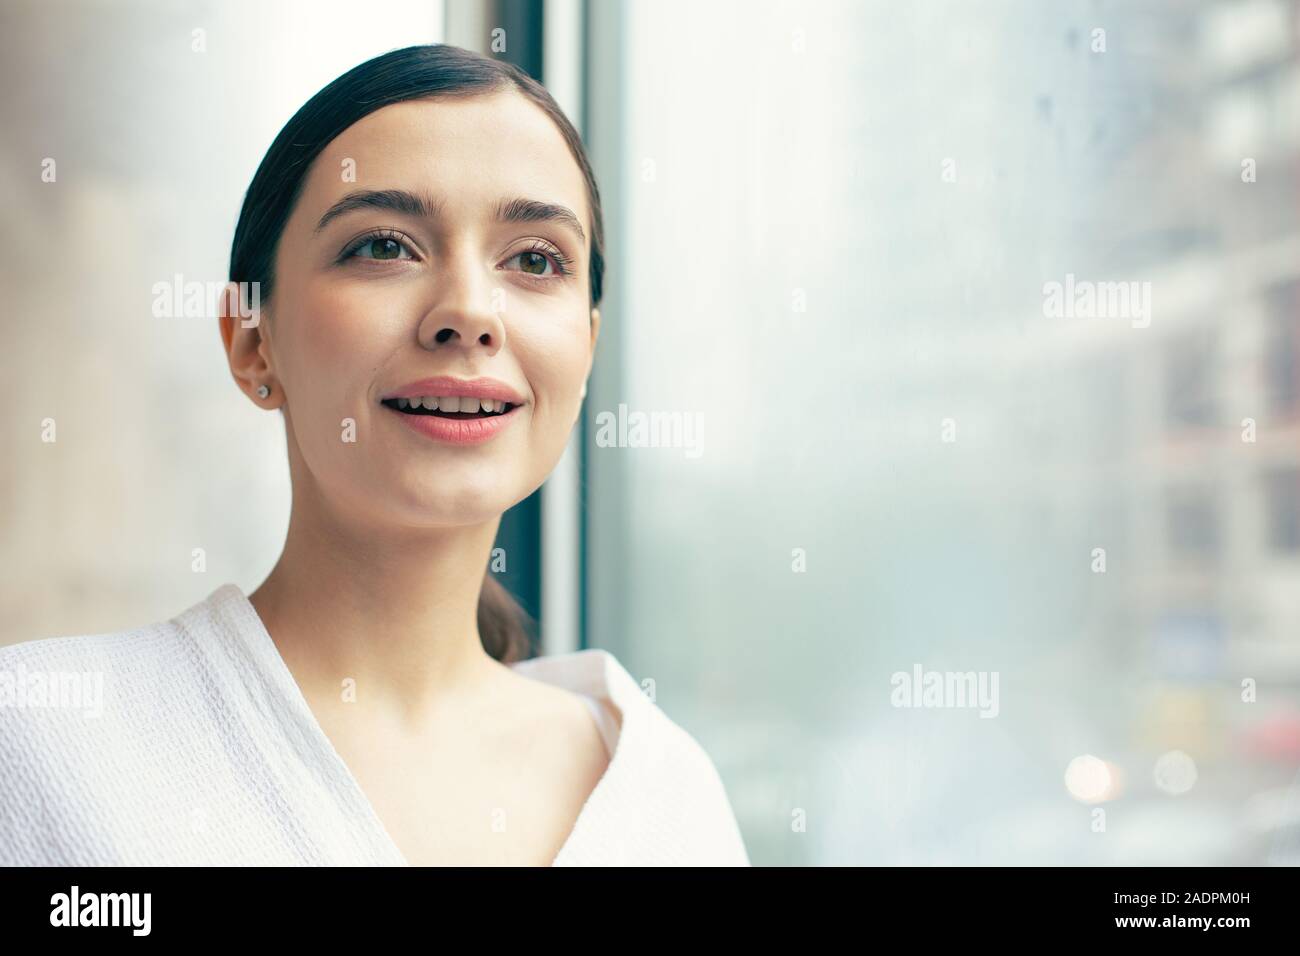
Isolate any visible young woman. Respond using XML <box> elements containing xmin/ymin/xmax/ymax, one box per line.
<box><xmin>0</xmin><ymin>44</ymin><xmax>750</xmax><ymax>867</ymax></box>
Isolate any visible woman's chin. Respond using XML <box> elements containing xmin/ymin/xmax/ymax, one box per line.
<box><xmin>387</xmin><ymin>482</ymin><xmax>528</xmax><ymax>527</ymax></box>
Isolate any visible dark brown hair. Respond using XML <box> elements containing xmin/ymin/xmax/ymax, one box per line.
<box><xmin>228</xmin><ymin>44</ymin><xmax>605</xmax><ymax>664</ymax></box>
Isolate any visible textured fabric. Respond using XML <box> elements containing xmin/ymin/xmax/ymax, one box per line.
<box><xmin>0</xmin><ymin>583</ymin><xmax>751</xmax><ymax>867</ymax></box>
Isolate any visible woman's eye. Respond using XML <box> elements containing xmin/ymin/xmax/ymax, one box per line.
<box><xmin>510</xmin><ymin>250</ymin><xmax>555</xmax><ymax>276</ymax></box>
<box><xmin>346</xmin><ymin>235</ymin><xmax>415</xmax><ymax>261</ymax></box>
<box><xmin>505</xmin><ymin>246</ymin><xmax>573</xmax><ymax>280</ymax></box>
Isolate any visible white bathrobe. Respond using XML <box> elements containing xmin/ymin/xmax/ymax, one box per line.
<box><xmin>0</xmin><ymin>583</ymin><xmax>750</xmax><ymax>866</ymax></box>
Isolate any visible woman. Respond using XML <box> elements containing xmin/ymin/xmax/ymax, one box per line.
<box><xmin>0</xmin><ymin>44</ymin><xmax>750</xmax><ymax>867</ymax></box>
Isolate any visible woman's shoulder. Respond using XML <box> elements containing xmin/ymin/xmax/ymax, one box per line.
<box><xmin>0</xmin><ymin>599</ymin><xmax>213</xmax><ymax>758</ymax></box>
<box><xmin>0</xmin><ymin>600</ymin><xmax>200</xmax><ymax>700</ymax></box>
<box><xmin>0</xmin><ymin>591</ymin><xmax>264</xmax><ymax>865</ymax></box>
<box><xmin>514</xmin><ymin>647</ymin><xmax>751</xmax><ymax>866</ymax></box>
<box><xmin>0</xmin><ymin>614</ymin><xmax>173</xmax><ymax>673</ymax></box>
<box><xmin>595</xmin><ymin>648</ymin><xmax>752</xmax><ymax>865</ymax></box>
<box><xmin>520</xmin><ymin>646</ymin><xmax>727</xmax><ymax>760</ymax></box>
<box><xmin>0</xmin><ymin>583</ymin><xmax>245</xmax><ymax>680</ymax></box>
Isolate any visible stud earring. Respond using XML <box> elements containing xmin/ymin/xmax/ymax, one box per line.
<box><xmin>256</xmin><ymin>384</ymin><xmax>271</xmax><ymax>399</ymax></box>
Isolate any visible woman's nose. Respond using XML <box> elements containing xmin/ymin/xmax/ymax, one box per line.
<box><xmin>416</xmin><ymin>256</ymin><xmax>506</xmax><ymax>355</ymax></box>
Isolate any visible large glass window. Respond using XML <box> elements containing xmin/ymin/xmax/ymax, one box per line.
<box><xmin>586</xmin><ymin>0</ymin><xmax>1300</xmax><ymax>865</ymax></box>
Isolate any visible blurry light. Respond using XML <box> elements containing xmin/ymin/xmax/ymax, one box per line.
<box><xmin>1064</xmin><ymin>754</ymin><xmax>1122</xmax><ymax>803</ymax></box>
<box><xmin>1153</xmin><ymin>750</ymin><xmax>1198</xmax><ymax>796</ymax></box>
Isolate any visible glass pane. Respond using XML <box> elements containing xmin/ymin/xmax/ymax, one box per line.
<box><xmin>589</xmin><ymin>0</ymin><xmax>1300</xmax><ymax>865</ymax></box>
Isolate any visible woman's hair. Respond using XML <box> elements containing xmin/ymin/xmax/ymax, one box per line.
<box><xmin>228</xmin><ymin>43</ymin><xmax>605</xmax><ymax>664</ymax></box>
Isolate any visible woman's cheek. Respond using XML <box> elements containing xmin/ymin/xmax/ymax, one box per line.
<box><xmin>531</xmin><ymin>366</ymin><xmax>585</xmax><ymax>463</ymax></box>
<box><xmin>281</xmin><ymin>324</ymin><xmax>362</xmax><ymax>467</ymax></box>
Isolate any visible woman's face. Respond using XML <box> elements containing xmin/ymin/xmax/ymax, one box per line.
<box><xmin>256</xmin><ymin>92</ymin><xmax>599</xmax><ymax>530</ymax></box>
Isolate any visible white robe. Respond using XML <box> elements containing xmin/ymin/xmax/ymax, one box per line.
<box><xmin>0</xmin><ymin>583</ymin><xmax>750</xmax><ymax>866</ymax></box>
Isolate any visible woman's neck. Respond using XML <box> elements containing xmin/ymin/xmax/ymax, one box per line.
<box><xmin>248</xmin><ymin>488</ymin><xmax>505</xmax><ymax>729</ymax></box>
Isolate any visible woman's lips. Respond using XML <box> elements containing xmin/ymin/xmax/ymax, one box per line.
<box><xmin>382</xmin><ymin>400</ymin><xmax>521</xmax><ymax>445</ymax></box>
<box><xmin>381</xmin><ymin>376</ymin><xmax>525</xmax><ymax>405</ymax></box>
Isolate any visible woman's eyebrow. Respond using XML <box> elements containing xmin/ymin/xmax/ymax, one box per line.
<box><xmin>495</xmin><ymin>196</ymin><xmax>586</xmax><ymax>246</ymax></box>
<box><xmin>313</xmin><ymin>189</ymin><xmax>585</xmax><ymax>245</ymax></box>
<box><xmin>314</xmin><ymin>189</ymin><xmax>438</xmax><ymax>233</ymax></box>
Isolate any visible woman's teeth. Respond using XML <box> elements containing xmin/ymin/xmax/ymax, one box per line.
<box><xmin>391</xmin><ymin>396</ymin><xmax>509</xmax><ymax>414</ymax></box>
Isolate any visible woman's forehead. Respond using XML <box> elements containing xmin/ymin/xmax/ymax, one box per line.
<box><xmin>302</xmin><ymin>93</ymin><xmax>589</xmax><ymax>229</ymax></box>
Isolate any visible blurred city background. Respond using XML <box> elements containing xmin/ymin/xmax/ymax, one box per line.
<box><xmin>1</xmin><ymin>0</ymin><xmax>1297</xmax><ymax>865</ymax></box>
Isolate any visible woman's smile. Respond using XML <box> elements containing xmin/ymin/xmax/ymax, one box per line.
<box><xmin>384</xmin><ymin>400</ymin><xmax>523</xmax><ymax>445</ymax></box>
<box><xmin>378</xmin><ymin>374</ymin><xmax>528</xmax><ymax>445</ymax></box>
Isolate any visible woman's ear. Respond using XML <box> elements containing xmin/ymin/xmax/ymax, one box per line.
<box><xmin>218</xmin><ymin>281</ymin><xmax>279</xmax><ymax>407</ymax></box>
<box><xmin>582</xmin><ymin>307</ymin><xmax>601</xmax><ymax>400</ymax></box>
